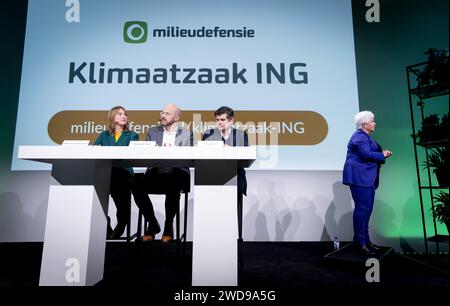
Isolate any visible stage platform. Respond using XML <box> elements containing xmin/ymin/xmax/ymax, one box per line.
<box><xmin>0</xmin><ymin>241</ymin><xmax>447</xmax><ymax>290</ymax></box>
<box><xmin>322</xmin><ymin>242</ymin><xmax>394</xmax><ymax>265</ymax></box>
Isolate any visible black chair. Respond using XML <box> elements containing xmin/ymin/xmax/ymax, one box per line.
<box><xmin>133</xmin><ymin>171</ymin><xmax>190</xmax><ymax>254</ymax></box>
<box><xmin>107</xmin><ymin>191</ymin><xmax>189</xmax><ymax>245</ymax></box>
<box><xmin>136</xmin><ymin>188</ymin><xmax>189</xmax><ymax>246</ymax></box>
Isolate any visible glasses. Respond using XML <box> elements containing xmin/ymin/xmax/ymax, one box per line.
<box><xmin>160</xmin><ymin>111</ymin><xmax>174</xmax><ymax>116</ymax></box>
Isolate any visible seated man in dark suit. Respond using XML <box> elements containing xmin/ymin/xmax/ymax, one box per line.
<box><xmin>202</xmin><ymin>106</ymin><xmax>249</xmax><ymax>241</ymax></box>
<box><xmin>133</xmin><ymin>104</ymin><xmax>193</xmax><ymax>242</ymax></box>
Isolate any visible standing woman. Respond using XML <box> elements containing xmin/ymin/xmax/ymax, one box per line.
<box><xmin>94</xmin><ymin>106</ymin><xmax>138</xmax><ymax>239</ymax></box>
<box><xmin>343</xmin><ymin>111</ymin><xmax>392</xmax><ymax>255</ymax></box>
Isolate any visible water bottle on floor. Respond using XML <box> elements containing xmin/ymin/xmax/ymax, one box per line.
<box><xmin>333</xmin><ymin>236</ymin><xmax>340</xmax><ymax>250</ymax></box>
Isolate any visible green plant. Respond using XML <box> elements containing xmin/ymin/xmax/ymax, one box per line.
<box><xmin>423</xmin><ymin>146</ymin><xmax>449</xmax><ymax>187</ymax></box>
<box><xmin>412</xmin><ymin>48</ymin><xmax>449</xmax><ymax>87</ymax></box>
<box><xmin>413</xmin><ymin>114</ymin><xmax>448</xmax><ymax>143</ymax></box>
<box><xmin>426</xmin><ymin>146</ymin><xmax>449</xmax><ymax>168</ymax></box>
<box><xmin>432</xmin><ymin>191</ymin><xmax>449</xmax><ymax>234</ymax></box>
<box><xmin>415</xmin><ymin>114</ymin><xmax>440</xmax><ymax>143</ymax></box>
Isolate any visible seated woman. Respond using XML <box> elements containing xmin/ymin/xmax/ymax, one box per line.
<box><xmin>94</xmin><ymin>106</ymin><xmax>138</xmax><ymax>239</ymax></box>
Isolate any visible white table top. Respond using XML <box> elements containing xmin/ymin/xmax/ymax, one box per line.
<box><xmin>18</xmin><ymin>145</ymin><xmax>257</xmax><ymax>168</ymax></box>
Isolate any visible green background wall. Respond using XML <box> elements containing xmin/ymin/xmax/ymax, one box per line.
<box><xmin>352</xmin><ymin>0</ymin><xmax>448</xmax><ymax>251</ymax></box>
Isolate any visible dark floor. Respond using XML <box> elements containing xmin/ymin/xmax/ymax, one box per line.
<box><xmin>0</xmin><ymin>241</ymin><xmax>447</xmax><ymax>301</ymax></box>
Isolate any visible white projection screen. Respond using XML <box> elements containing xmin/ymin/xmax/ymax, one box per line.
<box><xmin>12</xmin><ymin>0</ymin><xmax>359</xmax><ymax>170</ymax></box>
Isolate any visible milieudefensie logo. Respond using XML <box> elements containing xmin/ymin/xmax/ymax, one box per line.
<box><xmin>123</xmin><ymin>20</ymin><xmax>255</xmax><ymax>43</ymax></box>
<box><xmin>123</xmin><ymin>21</ymin><xmax>148</xmax><ymax>43</ymax></box>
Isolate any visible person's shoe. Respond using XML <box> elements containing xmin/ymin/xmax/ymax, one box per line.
<box><xmin>161</xmin><ymin>235</ymin><xmax>173</xmax><ymax>243</ymax></box>
<box><xmin>142</xmin><ymin>234</ymin><xmax>155</xmax><ymax>242</ymax></box>
<box><xmin>110</xmin><ymin>225</ymin><xmax>126</xmax><ymax>239</ymax></box>
<box><xmin>367</xmin><ymin>241</ymin><xmax>381</xmax><ymax>252</ymax></box>
<box><xmin>358</xmin><ymin>244</ymin><xmax>376</xmax><ymax>256</ymax></box>
<box><xmin>142</xmin><ymin>220</ymin><xmax>161</xmax><ymax>242</ymax></box>
<box><xmin>163</xmin><ymin>222</ymin><xmax>174</xmax><ymax>235</ymax></box>
<box><xmin>161</xmin><ymin>224</ymin><xmax>174</xmax><ymax>243</ymax></box>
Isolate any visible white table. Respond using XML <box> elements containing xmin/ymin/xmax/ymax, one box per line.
<box><xmin>18</xmin><ymin>146</ymin><xmax>256</xmax><ymax>286</ymax></box>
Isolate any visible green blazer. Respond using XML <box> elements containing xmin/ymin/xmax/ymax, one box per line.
<box><xmin>94</xmin><ymin>130</ymin><xmax>139</xmax><ymax>173</ymax></box>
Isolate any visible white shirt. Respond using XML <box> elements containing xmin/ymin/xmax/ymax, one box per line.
<box><xmin>162</xmin><ymin>129</ymin><xmax>176</xmax><ymax>147</ymax></box>
<box><xmin>221</xmin><ymin>127</ymin><xmax>232</xmax><ymax>141</ymax></box>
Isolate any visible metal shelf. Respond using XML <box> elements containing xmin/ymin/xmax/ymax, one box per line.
<box><xmin>407</xmin><ymin>56</ymin><xmax>449</xmax><ymax>255</ymax></box>
<box><xmin>410</xmin><ymin>83</ymin><xmax>449</xmax><ymax>99</ymax></box>
<box><xmin>427</xmin><ymin>235</ymin><xmax>449</xmax><ymax>243</ymax></box>
<box><xmin>416</xmin><ymin>139</ymin><xmax>449</xmax><ymax>148</ymax></box>
<box><xmin>419</xmin><ymin>186</ymin><xmax>450</xmax><ymax>190</ymax></box>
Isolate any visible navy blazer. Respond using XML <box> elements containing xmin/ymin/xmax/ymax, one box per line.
<box><xmin>203</xmin><ymin>127</ymin><xmax>249</xmax><ymax>195</ymax></box>
<box><xmin>342</xmin><ymin>129</ymin><xmax>385</xmax><ymax>188</ymax></box>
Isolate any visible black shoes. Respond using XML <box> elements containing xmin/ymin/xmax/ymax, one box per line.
<box><xmin>109</xmin><ymin>224</ymin><xmax>126</xmax><ymax>239</ymax></box>
<box><xmin>356</xmin><ymin>244</ymin><xmax>377</xmax><ymax>256</ymax></box>
<box><xmin>367</xmin><ymin>241</ymin><xmax>382</xmax><ymax>252</ymax></box>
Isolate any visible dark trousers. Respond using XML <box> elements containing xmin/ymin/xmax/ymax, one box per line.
<box><xmin>132</xmin><ymin>167</ymin><xmax>190</xmax><ymax>235</ymax></box>
<box><xmin>237</xmin><ymin>192</ymin><xmax>244</xmax><ymax>240</ymax></box>
<box><xmin>110</xmin><ymin>167</ymin><xmax>134</xmax><ymax>230</ymax></box>
<box><xmin>350</xmin><ymin>184</ymin><xmax>375</xmax><ymax>245</ymax></box>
